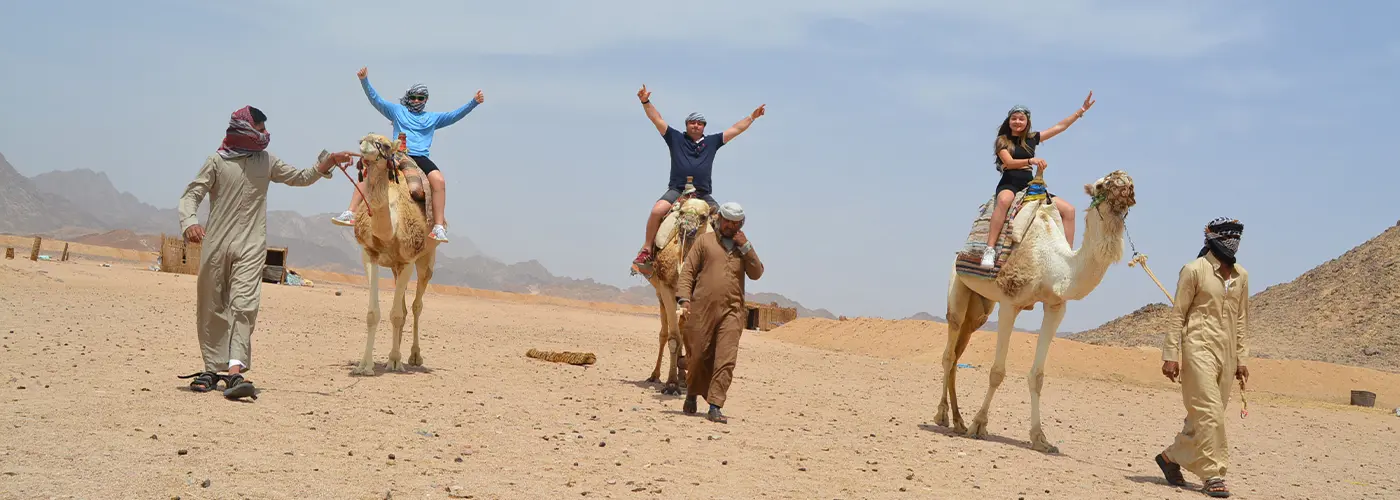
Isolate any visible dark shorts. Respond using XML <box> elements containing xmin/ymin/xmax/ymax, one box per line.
<box><xmin>659</xmin><ymin>189</ymin><xmax>717</xmax><ymax>208</ymax></box>
<box><xmin>995</xmin><ymin>168</ymin><xmax>1056</xmax><ymax>199</ymax></box>
<box><xmin>409</xmin><ymin>155</ymin><xmax>440</xmax><ymax>175</ymax></box>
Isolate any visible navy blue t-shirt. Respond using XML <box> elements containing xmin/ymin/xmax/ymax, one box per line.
<box><xmin>663</xmin><ymin>126</ymin><xmax>725</xmax><ymax>194</ymax></box>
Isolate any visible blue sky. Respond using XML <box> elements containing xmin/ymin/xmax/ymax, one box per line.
<box><xmin>1</xmin><ymin>1</ymin><xmax>1396</xmax><ymax>332</ymax></box>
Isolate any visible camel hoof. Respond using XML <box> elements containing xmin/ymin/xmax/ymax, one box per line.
<box><xmin>407</xmin><ymin>352</ymin><xmax>423</xmax><ymax>367</ymax></box>
<box><xmin>351</xmin><ymin>364</ymin><xmax>375</xmax><ymax>376</ymax></box>
<box><xmin>661</xmin><ymin>384</ymin><xmax>681</xmax><ymax>396</ymax></box>
<box><xmin>953</xmin><ymin>422</ymin><xmax>968</xmax><ymax>435</ymax></box>
<box><xmin>1032</xmin><ymin>442</ymin><xmax>1060</xmax><ymax>454</ymax></box>
<box><xmin>965</xmin><ymin>421</ymin><xmax>988</xmax><ymax>440</ymax></box>
<box><xmin>645</xmin><ymin>375</ymin><xmax>661</xmax><ymax>383</ymax></box>
<box><xmin>387</xmin><ymin>359</ymin><xmax>407</xmax><ymax>372</ymax></box>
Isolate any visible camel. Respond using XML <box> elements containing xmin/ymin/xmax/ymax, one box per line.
<box><xmin>935</xmin><ymin>169</ymin><xmax>1136</xmax><ymax>453</ymax></box>
<box><xmin>348</xmin><ymin>132</ymin><xmax>440</xmax><ymax>376</ymax></box>
<box><xmin>640</xmin><ymin>179</ymin><xmax>714</xmax><ymax>395</ymax></box>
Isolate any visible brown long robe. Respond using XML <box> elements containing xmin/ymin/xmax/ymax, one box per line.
<box><xmin>676</xmin><ymin>228</ymin><xmax>764</xmax><ymax>408</ymax></box>
<box><xmin>178</xmin><ymin>151</ymin><xmax>332</xmax><ymax>373</ymax></box>
<box><xmin>1161</xmin><ymin>252</ymin><xmax>1249</xmax><ymax>481</ymax></box>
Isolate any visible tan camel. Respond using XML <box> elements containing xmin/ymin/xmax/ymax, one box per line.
<box><xmin>935</xmin><ymin>170</ymin><xmax>1136</xmax><ymax>453</ymax></box>
<box><xmin>641</xmin><ymin>180</ymin><xmax>714</xmax><ymax>394</ymax></box>
<box><xmin>349</xmin><ymin>132</ymin><xmax>440</xmax><ymax>376</ymax></box>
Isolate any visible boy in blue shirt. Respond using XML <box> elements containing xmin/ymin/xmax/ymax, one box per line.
<box><xmin>331</xmin><ymin>67</ymin><xmax>484</xmax><ymax>243</ymax></box>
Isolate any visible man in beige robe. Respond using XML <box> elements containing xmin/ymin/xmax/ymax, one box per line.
<box><xmin>676</xmin><ymin>202</ymin><xmax>764</xmax><ymax>423</ymax></box>
<box><xmin>1156</xmin><ymin>217</ymin><xmax>1249</xmax><ymax>498</ymax></box>
<box><xmin>177</xmin><ymin>105</ymin><xmax>356</xmax><ymax>400</ymax></box>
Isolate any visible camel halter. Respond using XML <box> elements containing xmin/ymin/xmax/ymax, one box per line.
<box><xmin>340</xmin><ymin>158</ymin><xmax>372</xmax><ymax>217</ymax></box>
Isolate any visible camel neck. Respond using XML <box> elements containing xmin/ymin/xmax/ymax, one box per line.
<box><xmin>1062</xmin><ymin>203</ymin><xmax>1124</xmax><ymax>300</ymax></box>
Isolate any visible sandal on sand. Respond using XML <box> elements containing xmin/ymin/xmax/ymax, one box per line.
<box><xmin>221</xmin><ymin>373</ymin><xmax>258</xmax><ymax>400</ymax></box>
<box><xmin>1155</xmin><ymin>453</ymin><xmax>1186</xmax><ymax>486</ymax></box>
<box><xmin>706</xmin><ymin>406</ymin><xmax>728</xmax><ymax>424</ymax></box>
<box><xmin>179</xmin><ymin>371</ymin><xmax>221</xmax><ymax>393</ymax></box>
<box><xmin>1202</xmin><ymin>477</ymin><xmax>1230</xmax><ymax>498</ymax></box>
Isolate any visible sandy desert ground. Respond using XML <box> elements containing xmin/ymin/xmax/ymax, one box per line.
<box><xmin>1</xmin><ymin>254</ymin><xmax>1398</xmax><ymax>499</ymax></box>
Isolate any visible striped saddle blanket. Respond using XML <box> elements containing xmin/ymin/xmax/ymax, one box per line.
<box><xmin>954</xmin><ymin>184</ymin><xmax>1047</xmax><ymax>280</ymax></box>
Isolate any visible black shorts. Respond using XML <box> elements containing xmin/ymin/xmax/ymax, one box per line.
<box><xmin>409</xmin><ymin>155</ymin><xmax>440</xmax><ymax>175</ymax></box>
<box><xmin>995</xmin><ymin>168</ymin><xmax>1056</xmax><ymax>199</ymax></box>
<box><xmin>659</xmin><ymin>189</ymin><xmax>717</xmax><ymax>208</ymax></box>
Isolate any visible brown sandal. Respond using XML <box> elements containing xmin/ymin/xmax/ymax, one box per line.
<box><xmin>1155</xmin><ymin>453</ymin><xmax>1186</xmax><ymax>486</ymax></box>
<box><xmin>1203</xmin><ymin>477</ymin><xmax>1230</xmax><ymax>498</ymax></box>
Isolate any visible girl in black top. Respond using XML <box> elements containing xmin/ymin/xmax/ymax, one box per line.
<box><xmin>979</xmin><ymin>93</ymin><xmax>1096</xmax><ymax>268</ymax></box>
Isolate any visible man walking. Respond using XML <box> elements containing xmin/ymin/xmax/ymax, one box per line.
<box><xmin>630</xmin><ymin>84</ymin><xmax>765</xmax><ymax>277</ymax></box>
<box><xmin>177</xmin><ymin>105</ymin><xmax>357</xmax><ymax>400</ymax></box>
<box><xmin>1155</xmin><ymin>217</ymin><xmax>1251</xmax><ymax>498</ymax></box>
<box><xmin>675</xmin><ymin>202</ymin><xmax>764</xmax><ymax>423</ymax></box>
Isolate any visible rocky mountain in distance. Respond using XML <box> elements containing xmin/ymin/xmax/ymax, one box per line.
<box><xmin>1</xmin><ymin>152</ymin><xmax>836</xmax><ymax>317</ymax></box>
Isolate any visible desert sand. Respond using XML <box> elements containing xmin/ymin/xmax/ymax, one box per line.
<box><xmin>1</xmin><ymin>253</ymin><xmax>1397</xmax><ymax>499</ymax></box>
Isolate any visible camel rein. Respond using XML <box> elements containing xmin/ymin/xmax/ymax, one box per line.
<box><xmin>339</xmin><ymin>157</ymin><xmax>372</xmax><ymax>217</ymax></box>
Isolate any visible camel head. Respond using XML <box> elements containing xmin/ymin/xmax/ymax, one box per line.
<box><xmin>677</xmin><ymin>198</ymin><xmax>713</xmax><ymax>238</ymax></box>
<box><xmin>358</xmin><ymin>133</ymin><xmax>405</xmax><ymax>182</ymax></box>
<box><xmin>1083</xmin><ymin>170</ymin><xmax>1135</xmax><ymax>218</ymax></box>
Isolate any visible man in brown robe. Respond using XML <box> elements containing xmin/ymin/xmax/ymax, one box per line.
<box><xmin>676</xmin><ymin>201</ymin><xmax>764</xmax><ymax>423</ymax></box>
<box><xmin>1155</xmin><ymin>217</ymin><xmax>1250</xmax><ymax>498</ymax></box>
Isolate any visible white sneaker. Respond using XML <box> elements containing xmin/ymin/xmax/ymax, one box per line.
<box><xmin>980</xmin><ymin>247</ymin><xmax>996</xmax><ymax>268</ymax></box>
<box><xmin>430</xmin><ymin>225</ymin><xmax>449</xmax><ymax>243</ymax></box>
<box><xmin>330</xmin><ymin>210</ymin><xmax>356</xmax><ymax>226</ymax></box>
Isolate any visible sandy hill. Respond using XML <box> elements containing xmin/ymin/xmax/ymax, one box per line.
<box><xmin>1070</xmin><ymin>222</ymin><xmax>1400</xmax><ymax>373</ymax></box>
<box><xmin>0</xmin><ymin>151</ymin><xmax>834</xmax><ymax>317</ymax></box>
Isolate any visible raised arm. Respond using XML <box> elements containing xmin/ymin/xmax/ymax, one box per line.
<box><xmin>435</xmin><ymin>90</ymin><xmax>483</xmax><ymax>129</ymax></box>
<box><xmin>638</xmin><ymin>85</ymin><xmax>667</xmax><ymax>136</ymax></box>
<box><xmin>722</xmin><ymin>104</ymin><xmax>766</xmax><ymax>144</ymax></box>
<box><xmin>1162</xmin><ymin>263</ymin><xmax>1197</xmax><ymax>362</ymax></box>
<box><xmin>1037</xmin><ymin>91</ymin><xmax>1095</xmax><ymax>142</ymax></box>
<box><xmin>178</xmin><ymin>157</ymin><xmax>217</xmax><ymax>234</ymax></box>
<box><xmin>358</xmin><ymin>67</ymin><xmax>398</xmax><ymax>121</ymax></box>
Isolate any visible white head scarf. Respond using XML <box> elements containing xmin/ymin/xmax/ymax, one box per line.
<box><xmin>719</xmin><ymin>202</ymin><xmax>745</xmax><ymax>221</ymax></box>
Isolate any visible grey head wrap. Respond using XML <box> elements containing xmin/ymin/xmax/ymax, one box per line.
<box><xmin>400</xmin><ymin>84</ymin><xmax>429</xmax><ymax>113</ymax></box>
<box><xmin>685</xmin><ymin>112</ymin><xmax>706</xmax><ymax>123</ymax></box>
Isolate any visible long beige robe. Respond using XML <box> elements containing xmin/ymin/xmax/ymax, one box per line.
<box><xmin>1161</xmin><ymin>252</ymin><xmax>1249</xmax><ymax>480</ymax></box>
<box><xmin>179</xmin><ymin>151</ymin><xmax>332</xmax><ymax>373</ymax></box>
<box><xmin>676</xmin><ymin>228</ymin><xmax>764</xmax><ymax>407</ymax></box>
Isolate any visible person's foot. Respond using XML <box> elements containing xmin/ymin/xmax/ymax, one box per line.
<box><xmin>706</xmin><ymin>404</ymin><xmax>727</xmax><ymax>424</ymax></box>
<box><xmin>222</xmin><ymin>373</ymin><xmax>257</xmax><ymax>400</ymax></box>
<box><xmin>980</xmin><ymin>246</ymin><xmax>996</xmax><ymax>268</ymax></box>
<box><xmin>181</xmin><ymin>371</ymin><xmax>220</xmax><ymax>392</ymax></box>
<box><xmin>630</xmin><ymin>248</ymin><xmax>654</xmax><ymax>277</ymax></box>
<box><xmin>430</xmin><ymin>225</ymin><xmax>449</xmax><ymax>243</ymax></box>
<box><xmin>683</xmin><ymin>396</ymin><xmax>698</xmax><ymax>415</ymax></box>
<box><xmin>1155</xmin><ymin>453</ymin><xmax>1186</xmax><ymax>486</ymax></box>
<box><xmin>331</xmin><ymin>210</ymin><xmax>356</xmax><ymax>226</ymax></box>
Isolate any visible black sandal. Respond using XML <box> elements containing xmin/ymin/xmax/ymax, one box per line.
<box><xmin>1202</xmin><ymin>477</ymin><xmax>1230</xmax><ymax>498</ymax></box>
<box><xmin>1155</xmin><ymin>453</ymin><xmax>1186</xmax><ymax>486</ymax></box>
<box><xmin>706</xmin><ymin>406</ymin><xmax>728</xmax><ymax>424</ymax></box>
<box><xmin>221</xmin><ymin>373</ymin><xmax>257</xmax><ymax>400</ymax></box>
<box><xmin>178</xmin><ymin>371</ymin><xmax>220</xmax><ymax>393</ymax></box>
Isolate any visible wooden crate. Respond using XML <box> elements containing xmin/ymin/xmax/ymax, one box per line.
<box><xmin>159</xmin><ymin>233</ymin><xmax>201</xmax><ymax>275</ymax></box>
<box><xmin>263</xmin><ymin>247</ymin><xmax>288</xmax><ymax>284</ymax></box>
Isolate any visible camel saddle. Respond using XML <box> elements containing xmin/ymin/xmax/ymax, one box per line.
<box><xmin>356</xmin><ymin>153</ymin><xmax>432</xmax><ymax>217</ymax></box>
<box><xmin>954</xmin><ymin>182</ymin><xmax>1053</xmax><ymax>280</ymax></box>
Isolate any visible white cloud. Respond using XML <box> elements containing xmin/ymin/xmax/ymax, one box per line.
<box><xmin>243</xmin><ymin>0</ymin><xmax>1261</xmax><ymax>60</ymax></box>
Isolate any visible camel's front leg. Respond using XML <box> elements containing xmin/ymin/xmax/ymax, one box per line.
<box><xmin>407</xmin><ymin>257</ymin><xmax>433</xmax><ymax>367</ymax></box>
<box><xmin>386</xmin><ymin>265</ymin><xmax>412</xmax><ymax>372</ymax></box>
<box><xmin>968</xmin><ymin>303</ymin><xmax>1020</xmax><ymax>439</ymax></box>
<box><xmin>648</xmin><ymin>291</ymin><xmax>669</xmax><ymax>383</ymax></box>
<box><xmin>352</xmin><ymin>256</ymin><xmax>380</xmax><ymax>376</ymax></box>
<box><xmin>659</xmin><ymin>297</ymin><xmax>683</xmax><ymax>395</ymax></box>
<box><xmin>1028</xmin><ymin>302</ymin><xmax>1066</xmax><ymax>453</ymax></box>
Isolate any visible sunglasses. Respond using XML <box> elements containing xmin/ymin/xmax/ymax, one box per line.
<box><xmin>406</xmin><ymin>95</ymin><xmax>427</xmax><ymax>101</ymax></box>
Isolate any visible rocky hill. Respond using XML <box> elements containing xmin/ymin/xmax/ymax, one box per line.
<box><xmin>1069</xmin><ymin>222</ymin><xmax>1400</xmax><ymax>373</ymax></box>
<box><xmin>1</xmin><ymin>152</ymin><xmax>833</xmax><ymax>317</ymax></box>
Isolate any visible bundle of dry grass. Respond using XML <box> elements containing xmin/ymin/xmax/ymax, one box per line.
<box><xmin>526</xmin><ymin>348</ymin><xmax>597</xmax><ymax>366</ymax></box>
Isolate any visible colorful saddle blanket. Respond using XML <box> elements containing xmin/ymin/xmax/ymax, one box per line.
<box><xmin>954</xmin><ymin>181</ymin><xmax>1050</xmax><ymax>280</ymax></box>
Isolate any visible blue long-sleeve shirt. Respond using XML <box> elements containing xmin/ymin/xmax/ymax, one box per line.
<box><xmin>359</xmin><ymin>77</ymin><xmax>480</xmax><ymax>157</ymax></box>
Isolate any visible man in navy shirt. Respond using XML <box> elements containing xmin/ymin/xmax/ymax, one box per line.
<box><xmin>631</xmin><ymin>84</ymin><xmax>766</xmax><ymax>276</ymax></box>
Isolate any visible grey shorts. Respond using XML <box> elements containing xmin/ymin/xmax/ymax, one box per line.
<box><xmin>660</xmin><ymin>189</ymin><xmax>717</xmax><ymax>208</ymax></box>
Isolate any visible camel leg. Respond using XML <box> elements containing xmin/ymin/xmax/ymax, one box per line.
<box><xmin>386</xmin><ymin>265</ymin><xmax>412</xmax><ymax>372</ymax></box>
<box><xmin>648</xmin><ymin>286</ymin><xmax>669</xmax><ymax>383</ymax></box>
<box><xmin>1028</xmin><ymin>302</ymin><xmax>1066</xmax><ymax>453</ymax></box>
<box><xmin>407</xmin><ymin>254</ymin><xmax>433</xmax><ymax>367</ymax></box>
<box><xmin>936</xmin><ymin>276</ymin><xmax>970</xmax><ymax>430</ymax></box>
<box><xmin>660</xmin><ymin>296</ymin><xmax>683</xmax><ymax>396</ymax></box>
<box><xmin>967</xmin><ymin>302</ymin><xmax>1021</xmax><ymax>439</ymax></box>
<box><xmin>352</xmin><ymin>254</ymin><xmax>380</xmax><ymax>376</ymax></box>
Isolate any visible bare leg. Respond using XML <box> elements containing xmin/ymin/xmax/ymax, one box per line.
<box><xmin>386</xmin><ymin>264</ymin><xmax>411</xmax><ymax>372</ymax></box>
<box><xmin>1029</xmin><ymin>302</ymin><xmax>1066</xmax><ymax>453</ymax></box>
<box><xmin>1053</xmin><ymin>197</ymin><xmax>1076</xmax><ymax>248</ymax></box>
<box><xmin>427</xmin><ymin>170</ymin><xmax>447</xmax><ymax>228</ymax></box>
<box><xmin>347</xmin><ymin>182</ymin><xmax>365</xmax><ymax>212</ymax></box>
<box><xmin>643</xmin><ymin>200</ymin><xmax>672</xmax><ymax>250</ymax></box>
<box><xmin>352</xmin><ymin>253</ymin><xmax>379</xmax><ymax>376</ymax></box>
<box><xmin>968</xmin><ymin>303</ymin><xmax>1021</xmax><ymax>439</ymax></box>
<box><xmin>407</xmin><ymin>254</ymin><xmax>433</xmax><ymax>367</ymax></box>
<box><xmin>985</xmin><ymin>190</ymin><xmax>1016</xmax><ymax>248</ymax></box>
